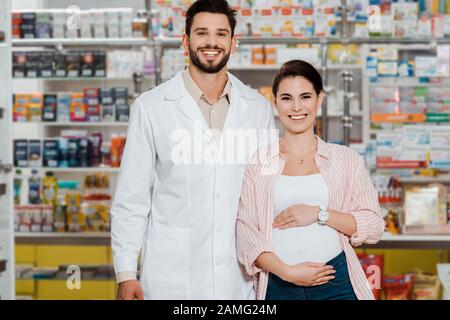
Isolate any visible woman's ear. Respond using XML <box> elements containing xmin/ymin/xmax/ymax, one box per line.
<box><xmin>317</xmin><ymin>91</ymin><xmax>325</xmax><ymax>106</ymax></box>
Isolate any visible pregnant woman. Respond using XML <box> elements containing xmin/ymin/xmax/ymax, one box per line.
<box><xmin>236</xmin><ymin>60</ymin><xmax>385</xmax><ymax>300</ymax></box>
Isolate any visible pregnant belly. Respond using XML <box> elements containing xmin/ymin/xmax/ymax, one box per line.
<box><xmin>271</xmin><ymin>224</ymin><xmax>342</xmax><ymax>265</ymax></box>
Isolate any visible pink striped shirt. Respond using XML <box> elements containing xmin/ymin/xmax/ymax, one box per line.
<box><xmin>236</xmin><ymin>136</ymin><xmax>385</xmax><ymax>300</ymax></box>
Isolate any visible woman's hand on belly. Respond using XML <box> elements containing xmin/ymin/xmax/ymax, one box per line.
<box><xmin>273</xmin><ymin>204</ymin><xmax>320</xmax><ymax>229</ymax></box>
<box><xmin>283</xmin><ymin>262</ymin><xmax>336</xmax><ymax>287</ymax></box>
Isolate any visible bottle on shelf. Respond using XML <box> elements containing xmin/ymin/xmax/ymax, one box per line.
<box><xmin>42</xmin><ymin>172</ymin><xmax>58</xmax><ymax>206</ymax></box>
<box><xmin>13</xmin><ymin>169</ymin><xmax>23</xmax><ymax>205</ymax></box>
<box><xmin>28</xmin><ymin>169</ymin><xmax>41</xmax><ymax>205</ymax></box>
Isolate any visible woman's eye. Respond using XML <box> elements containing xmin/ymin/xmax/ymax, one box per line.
<box><xmin>218</xmin><ymin>33</ymin><xmax>227</xmax><ymax>37</ymax></box>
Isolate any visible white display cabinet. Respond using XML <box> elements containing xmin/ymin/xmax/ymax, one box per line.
<box><xmin>0</xmin><ymin>0</ymin><xmax>15</xmax><ymax>300</ymax></box>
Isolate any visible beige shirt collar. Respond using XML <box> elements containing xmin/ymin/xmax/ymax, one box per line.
<box><xmin>182</xmin><ymin>68</ymin><xmax>231</xmax><ymax>105</ymax></box>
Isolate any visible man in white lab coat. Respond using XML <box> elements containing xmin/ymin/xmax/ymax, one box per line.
<box><xmin>112</xmin><ymin>0</ymin><xmax>275</xmax><ymax>300</ymax></box>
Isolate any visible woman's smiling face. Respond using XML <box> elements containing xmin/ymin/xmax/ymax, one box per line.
<box><xmin>274</xmin><ymin>76</ymin><xmax>324</xmax><ymax>135</ymax></box>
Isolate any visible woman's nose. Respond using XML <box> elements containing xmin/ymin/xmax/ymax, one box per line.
<box><xmin>291</xmin><ymin>100</ymin><xmax>303</xmax><ymax>111</ymax></box>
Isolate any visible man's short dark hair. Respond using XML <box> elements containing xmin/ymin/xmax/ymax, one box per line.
<box><xmin>185</xmin><ymin>0</ymin><xmax>237</xmax><ymax>37</ymax></box>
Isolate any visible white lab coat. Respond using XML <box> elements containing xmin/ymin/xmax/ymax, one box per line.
<box><xmin>111</xmin><ymin>70</ymin><xmax>276</xmax><ymax>299</ymax></box>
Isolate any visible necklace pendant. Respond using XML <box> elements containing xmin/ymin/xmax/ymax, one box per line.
<box><xmin>298</xmin><ymin>159</ymin><xmax>304</xmax><ymax>165</ymax></box>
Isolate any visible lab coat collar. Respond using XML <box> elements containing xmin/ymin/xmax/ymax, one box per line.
<box><xmin>164</xmin><ymin>70</ymin><xmax>257</xmax><ymax>103</ymax></box>
<box><xmin>164</xmin><ymin>70</ymin><xmax>257</xmax><ymax>144</ymax></box>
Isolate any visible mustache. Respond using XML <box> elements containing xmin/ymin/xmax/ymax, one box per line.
<box><xmin>197</xmin><ymin>45</ymin><xmax>224</xmax><ymax>51</ymax></box>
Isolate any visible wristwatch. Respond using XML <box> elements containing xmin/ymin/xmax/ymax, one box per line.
<box><xmin>317</xmin><ymin>206</ymin><xmax>329</xmax><ymax>225</ymax></box>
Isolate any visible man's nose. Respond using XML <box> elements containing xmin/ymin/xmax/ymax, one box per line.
<box><xmin>205</xmin><ymin>34</ymin><xmax>218</xmax><ymax>47</ymax></box>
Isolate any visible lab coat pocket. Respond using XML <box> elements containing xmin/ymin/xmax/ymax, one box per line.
<box><xmin>141</xmin><ymin>227</ymin><xmax>190</xmax><ymax>299</ymax></box>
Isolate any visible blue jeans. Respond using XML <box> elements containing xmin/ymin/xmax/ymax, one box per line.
<box><xmin>265</xmin><ymin>251</ymin><xmax>358</xmax><ymax>300</ymax></box>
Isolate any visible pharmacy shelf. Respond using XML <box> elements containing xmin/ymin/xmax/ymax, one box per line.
<box><xmin>15</xmin><ymin>232</ymin><xmax>110</xmax><ymax>246</ymax></box>
<box><xmin>14</xmin><ymin>167</ymin><xmax>120</xmax><ymax>174</ymax></box>
<box><xmin>158</xmin><ymin>36</ymin><xmax>450</xmax><ymax>46</ymax></box>
<box><xmin>14</xmin><ymin>231</ymin><xmax>450</xmax><ymax>248</ymax></box>
<box><xmin>12</xmin><ymin>38</ymin><xmax>154</xmax><ymax>47</ymax></box>
<box><xmin>398</xmin><ymin>176</ymin><xmax>450</xmax><ymax>183</ymax></box>
<box><xmin>369</xmin><ymin>78</ymin><xmax>450</xmax><ymax>87</ymax></box>
<box><xmin>364</xmin><ymin>233</ymin><xmax>450</xmax><ymax>249</ymax></box>
<box><xmin>13</xmin><ymin>122</ymin><xmax>129</xmax><ymax>128</ymax></box>
<box><xmin>318</xmin><ymin>110</ymin><xmax>363</xmax><ymax>117</ymax></box>
<box><xmin>228</xmin><ymin>64</ymin><xmax>362</xmax><ymax>71</ymax></box>
<box><xmin>0</xmin><ymin>43</ymin><xmax>7</xmax><ymax>48</ymax></box>
<box><xmin>13</xmin><ymin>76</ymin><xmax>154</xmax><ymax>81</ymax></box>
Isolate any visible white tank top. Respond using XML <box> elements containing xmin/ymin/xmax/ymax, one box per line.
<box><xmin>272</xmin><ymin>174</ymin><xmax>342</xmax><ymax>265</ymax></box>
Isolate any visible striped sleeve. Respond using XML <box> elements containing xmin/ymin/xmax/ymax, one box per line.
<box><xmin>348</xmin><ymin>156</ymin><xmax>385</xmax><ymax>247</ymax></box>
<box><xmin>236</xmin><ymin>164</ymin><xmax>272</xmax><ymax>276</ymax></box>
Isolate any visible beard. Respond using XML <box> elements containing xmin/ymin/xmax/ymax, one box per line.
<box><xmin>189</xmin><ymin>44</ymin><xmax>231</xmax><ymax>74</ymax></box>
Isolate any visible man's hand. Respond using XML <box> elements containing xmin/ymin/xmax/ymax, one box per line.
<box><xmin>117</xmin><ymin>280</ymin><xmax>144</xmax><ymax>300</ymax></box>
<box><xmin>273</xmin><ymin>204</ymin><xmax>320</xmax><ymax>229</ymax></box>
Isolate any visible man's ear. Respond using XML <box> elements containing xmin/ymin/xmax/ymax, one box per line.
<box><xmin>182</xmin><ymin>34</ymin><xmax>189</xmax><ymax>53</ymax></box>
<box><xmin>231</xmin><ymin>35</ymin><xmax>237</xmax><ymax>54</ymax></box>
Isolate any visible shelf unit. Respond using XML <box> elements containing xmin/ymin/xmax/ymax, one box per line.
<box><xmin>13</xmin><ymin>121</ymin><xmax>129</xmax><ymax>127</ymax></box>
<box><xmin>365</xmin><ymin>233</ymin><xmax>450</xmax><ymax>249</ymax></box>
<box><xmin>13</xmin><ymin>167</ymin><xmax>120</xmax><ymax>174</ymax></box>
<box><xmin>15</xmin><ymin>232</ymin><xmax>110</xmax><ymax>246</ymax></box>
<box><xmin>13</xmin><ymin>231</ymin><xmax>450</xmax><ymax>249</ymax></box>
<box><xmin>0</xmin><ymin>0</ymin><xmax>14</xmax><ymax>300</ymax></box>
<box><xmin>12</xmin><ymin>38</ymin><xmax>154</xmax><ymax>47</ymax></box>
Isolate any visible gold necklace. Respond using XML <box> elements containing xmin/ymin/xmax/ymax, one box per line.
<box><xmin>281</xmin><ymin>140</ymin><xmax>318</xmax><ymax>166</ymax></box>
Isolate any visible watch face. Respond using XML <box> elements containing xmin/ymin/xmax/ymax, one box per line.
<box><xmin>319</xmin><ymin>210</ymin><xmax>329</xmax><ymax>222</ymax></box>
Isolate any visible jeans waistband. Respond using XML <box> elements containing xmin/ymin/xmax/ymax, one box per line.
<box><xmin>326</xmin><ymin>250</ymin><xmax>346</xmax><ymax>266</ymax></box>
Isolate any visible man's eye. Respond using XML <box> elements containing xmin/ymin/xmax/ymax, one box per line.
<box><xmin>302</xmin><ymin>96</ymin><xmax>311</xmax><ymax>100</ymax></box>
<box><xmin>218</xmin><ymin>33</ymin><xmax>227</xmax><ymax>37</ymax></box>
<box><xmin>281</xmin><ymin>97</ymin><xmax>291</xmax><ymax>101</ymax></box>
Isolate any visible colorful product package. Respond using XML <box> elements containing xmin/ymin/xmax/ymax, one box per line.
<box><xmin>70</xmin><ymin>93</ymin><xmax>86</xmax><ymax>122</ymax></box>
<box><xmin>411</xmin><ymin>269</ymin><xmax>441</xmax><ymax>300</ymax></box>
<box><xmin>66</xmin><ymin>51</ymin><xmax>81</xmax><ymax>78</ymax></box>
<box><xmin>16</xmin><ymin>206</ymin><xmax>32</xmax><ymax>232</ymax></box>
<box><xmin>39</xmin><ymin>51</ymin><xmax>54</xmax><ymax>77</ymax></box>
<box><xmin>404</xmin><ymin>186</ymin><xmax>441</xmax><ymax>227</ymax></box>
<box><xmin>42</xmin><ymin>94</ymin><xmax>57</xmax><ymax>122</ymax></box>
<box><xmin>273</xmin><ymin>7</ymin><xmax>293</xmax><ymax>37</ymax></box>
<box><xmin>41</xmin><ymin>205</ymin><xmax>54</xmax><ymax>232</ymax></box>
<box><xmin>80</xmin><ymin>51</ymin><xmax>94</xmax><ymax>77</ymax></box>
<box><xmin>30</xmin><ymin>206</ymin><xmax>42</xmax><ymax>232</ymax></box>
<box><xmin>57</xmin><ymin>93</ymin><xmax>71</xmax><ymax>122</ymax></box>
<box><xmin>28</xmin><ymin>140</ymin><xmax>42</xmax><ymax>168</ymax></box>
<box><xmin>357</xmin><ymin>253</ymin><xmax>384</xmax><ymax>299</ymax></box>
<box><xmin>25</xmin><ymin>52</ymin><xmax>40</xmax><ymax>78</ymax></box>
<box><xmin>43</xmin><ymin>139</ymin><xmax>59</xmax><ymax>168</ymax></box>
<box><xmin>383</xmin><ymin>274</ymin><xmax>415</xmax><ymax>300</ymax></box>
<box><xmin>235</xmin><ymin>8</ymin><xmax>253</xmax><ymax>37</ymax></box>
<box><xmin>65</xmin><ymin>189</ymin><xmax>82</xmax><ymax>232</ymax></box>
<box><xmin>13</xmin><ymin>95</ymin><xmax>29</xmax><ymax>122</ymax></box>
<box><xmin>81</xmin><ymin>202</ymin><xmax>110</xmax><ymax>232</ymax></box>
<box><xmin>437</xmin><ymin>264</ymin><xmax>450</xmax><ymax>300</ymax></box>
<box><xmin>54</xmin><ymin>52</ymin><xmax>67</xmax><ymax>77</ymax></box>
<box><xmin>14</xmin><ymin>140</ymin><xmax>29</xmax><ymax>168</ymax></box>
